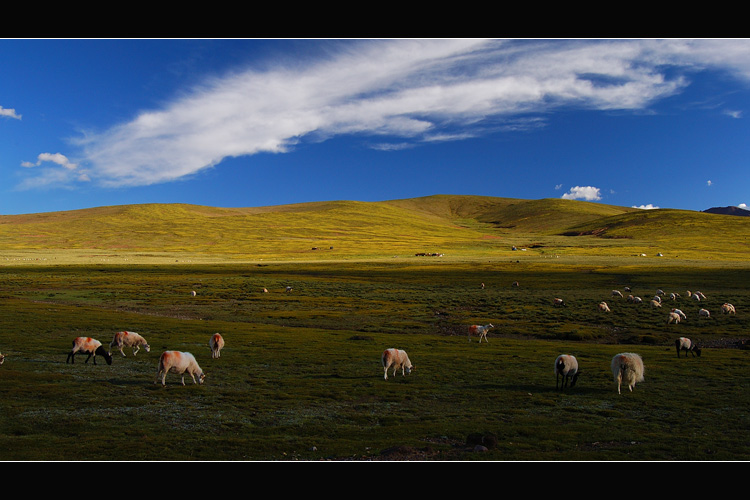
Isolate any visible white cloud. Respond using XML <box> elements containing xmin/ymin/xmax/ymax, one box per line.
<box><xmin>633</xmin><ymin>204</ymin><xmax>660</xmax><ymax>209</ymax></box>
<box><xmin>554</xmin><ymin>184</ymin><xmax>563</xmax><ymax>190</ymax></box>
<box><xmin>724</xmin><ymin>109</ymin><xmax>742</xmax><ymax>118</ymax></box>
<box><xmin>22</xmin><ymin>152</ymin><xmax>78</xmax><ymax>170</ymax></box>
<box><xmin>561</xmin><ymin>186</ymin><xmax>601</xmax><ymax>201</ymax></box>
<box><xmin>739</xmin><ymin>203</ymin><xmax>747</xmax><ymax>209</ymax></box>
<box><xmin>0</xmin><ymin>106</ymin><xmax>21</xmax><ymax>120</ymax></box>
<box><xmin>22</xmin><ymin>38</ymin><xmax>750</xmax><ymax>188</ymax></box>
<box><xmin>707</xmin><ymin>180</ymin><xmax>712</xmax><ymax>186</ymax></box>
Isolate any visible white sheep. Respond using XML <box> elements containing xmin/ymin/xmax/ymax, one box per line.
<box><xmin>650</xmin><ymin>299</ymin><xmax>662</xmax><ymax>308</ymax></box>
<box><xmin>721</xmin><ymin>303</ymin><xmax>736</xmax><ymax>315</ymax></box>
<box><xmin>627</xmin><ymin>295</ymin><xmax>643</xmax><ymax>304</ymax></box>
<box><xmin>210</xmin><ymin>333</ymin><xmax>225</xmax><ymax>359</ymax></box>
<box><xmin>553</xmin><ymin>298</ymin><xmax>566</xmax><ymax>307</ymax></box>
<box><xmin>667</xmin><ymin>312</ymin><xmax>682</xmax><ymax>324</ymax></box>
<box><xmin>598</xmin><ymin>302</ymin><xmax>611</xmax><ymax>313</ymax></box>
<box><xmin>675</xmin><ymin>337</ymin><xmax>702</xmax><ymax>358</ymax></box>
<box><xmin>381</xmin><ymin>348</ymin><xmax>413</xmax><ymax>380</ymax></box>
<box><xmin>554</xmin><ymin>354</ymin><xmax>580</xmax><ymax>390</ymax></box>
<box><xmin>155</xmin><ymin>351</ymin><xmax>205</xmax><ymax>386</ymax></box>
<box><xmin>108</xmin><ymin>331</ymin><xmax>150</xmax><ymax>357</ymax></box>
<box><xmin>612</xmin><ymin>290</ymin><xmax>623</xmax><ymax>298</ymax></box>
<box><xmin>699</xmin><ymin>308</ymin><xmax>711</xmax><ymax>318</ymax></box>
<box><xmin>468</xmin><ymin>323</ymin><xmax>494</xmax><ymax>343</ymax></box>
<box><xmin>0</xmin><ymin>352</ymin><xmax>4</xmax><ymax>365</ymax></box>
<box><xmin>611</xmin><ymin>352</ymin><xmax>645</xmax><ymax>394</ymax></box>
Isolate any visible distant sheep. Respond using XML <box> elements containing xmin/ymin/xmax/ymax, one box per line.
<box><xmin>155</xmin><ymin>351</ymin><xmax>205</xmax><ymax>386</ymax></box>
<box><xmin>108</xmin><ymin>331</ymin><xmax>150</xmax><ymax>357</ymax></box>
<box><xmin>0</xmin><ymin>352</ymin><xmax>4</xmax><ymax>365</ymax></box>
<box><xmin>381</xmin><ymin>348</ymin><xmax>413</xmax><ymax>380</ymax></box>
<box><xmin>468</xmin><ymin>323</ymin><xmax>494</xmax><ymax>343</ymax></box>
<box><xmin>191</xmin><ymin>290</ymin><xmax>197</xmax><ymax>297</ymax></box>
<box><xmin>554</xmin><ymin>354</ymin><xmax>580</xmax><ymax>391</ymax></box>
<box><xmin>553</xmin><ymin>298</ymin><xmax>566</xmax><ymax>307</ymax></box>
<box><xmin>627</xmin><ymin>295</ymin><xmax>643</xmax><ymax>304</ymax></box>
<box><xmin>598</xmin><ymin>302</ymin><xmax>611</xmax><ymax>313</ymax></box>
<box><xmin>667</xmin><ymin>312</ymin><xmax>682</xmax><ymax>324</ymax></box>
<box><xmin>699</xmin><ymin>308</ymin><xmax>711</xmax><ymax>318</ymax></box>
<box><xmin>612</xmin><ymin>290</ymin><xmax>623</xmax><ymax>298</ymax></box>
<box><xmin>285</xmin><ymin>286</ymin><xmax>293</xmax><ymax>293</ymax></box>
<box><xmin>611</xmin><ymin>353</ymin><xmax>645</xmax><ymax>394</ymax></box>
<box><xmin>210</xmin><ymin>333</ymin><xmax>225</xmax><ymax>359</ymax></box>
<box><xmin>650</xmin><ymin>299</ymin><xmax>662</xmax><ymax>308</ymax></box>
<box><xmin>721</xmin><ymin>303</ymin><xmax>736</xmax><ymax>315</ymax></box>
<box><xmin>675</xmin><ymin>337</ymin><xmax>702</xmax><ymax>358</ymax></box>
<box><xmin>66</xmin><ymin>337</ymin><xmax>113</xmax><ymax>365</ymax></box>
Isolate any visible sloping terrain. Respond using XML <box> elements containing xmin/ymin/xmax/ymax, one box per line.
<box><xmin>1</xmin><ymin>195</ymin><xmax>748</xmax><ymax>261</ymax></box>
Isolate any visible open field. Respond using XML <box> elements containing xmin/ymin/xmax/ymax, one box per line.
<box><xmin>0</xmin><ymin>257</ymin><xmax>748</xmax><ymax>461</ymax></box>
<box><xmin>0</xmin><ymin>196</ymin><xmax>748</xmax><ymax>460</ymax></box>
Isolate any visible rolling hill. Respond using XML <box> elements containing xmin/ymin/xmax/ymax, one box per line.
<box><xmin>1</xmin><ymin>194</ymin><xmax>749</xmax><ymax>261</ymax></box>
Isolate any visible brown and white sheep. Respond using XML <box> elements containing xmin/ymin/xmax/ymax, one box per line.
<box><xmin>210</xmin><ymin>333</ymin><xmax>225</xmax><ymax>359</ymax></box>
<box><xmin>468</xmin><ymin>323</ymin><xmax>494</xmax><ymax>343</ymax></box>
<box><xmin>381</xmin><ymin>348</ymin><xmax>413</xmax><ymax>380</ymax></box>
<box><xmin>598</xmin><ymin>302</ymin><xmax>611</xmax><ymax>313</ymax></box>
<box><xmin>155</xmin><ymin>351</ymin><xmax>205</xmax><ymax>386</ymax></box>
<box><xmin>109</xmin><ymin>331</ymin><xmax>150</xmax><ymax>357</ymax></box>
<box><xmin>66</xmin><ymin>337</ymin><xmax>113</xmax><ymax>365</ymax></box>
<box><xmin>721</xmin><ymin>303</ymin><xmax>736</xmax><ymax>315</ymax></box>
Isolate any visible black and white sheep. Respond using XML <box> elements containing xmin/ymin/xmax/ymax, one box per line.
<box><xmin>675</xmin><ymin>337</ymin><xmax>702</xmax><ymax>358</ymax></box>
<box><xmin>554</xmin><ymin>354</ymin><xmax>580</xmax><ymax>391</ymax></box>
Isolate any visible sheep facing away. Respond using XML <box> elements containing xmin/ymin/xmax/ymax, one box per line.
<box><xmin>675</xmin><ymin>337</ymin><xmax>702</xmax><ymax>358</ymax></box>
<box><xmin>554</xmin><ymin>354</ymin><xmax>580</xmax><ymax>391</ymax></box>
<box><xmin>611</xmin><ymin>352</ymin><xmax>645</xmax><ymax>394</ymax></box>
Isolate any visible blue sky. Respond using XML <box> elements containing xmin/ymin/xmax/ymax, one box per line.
<box><xmin>2</xmin><ymin>38</ymin><xmax>749</xmax><ymax>215</ymax></box>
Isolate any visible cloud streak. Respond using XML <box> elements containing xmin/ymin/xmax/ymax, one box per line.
<box><xmin>22</xmin><ymin>38</ymin><xmax>750</xmax><ymax>189</ymax></box>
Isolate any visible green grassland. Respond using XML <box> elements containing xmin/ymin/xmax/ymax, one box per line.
<box><xmin>0</xmin><ymin>195</ymin><xmax>748</xmax><ymax>460</ymax></box>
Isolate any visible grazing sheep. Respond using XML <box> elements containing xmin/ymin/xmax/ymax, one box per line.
<box><xmin>512</xmin><ymin>281</ymin><xmax>520</xmax><ymax>288</ymax></box>
<box><xmin>210</xmin><ymin>333</ymin><xmax>225</xmax><ymax>359</ymax></box>
<box><xmin>66</xmin><ymin>337</ymin><xmax>113</xmax><ymax>365</ymax></box>
<box><xmin>598</xmin><ymin>302</ymin><xmax>611</xmax><ymax>313</ymax></box>
<box><xmin>0</xmin><ymin>352</ymin><xmax>4</xmax><ymax>365</ymax></box>
<box><xmin>699</xmin><ymin>308</ymin><xmax>711</xmax><ymax>318</ymax></box>
<box><xmin>191</xmin><ymin>290</ymin><xmax>197</xmax><ymax>297</ymax></box>
<box><xmin>611</xmin><ymin>353</ymin><xmax>645</xmax><ymax>394</ymax></box>
<box><xmin>656</xmin><ymin>289</ymin><xmax>665</xmax><ymax>296</ymax></box>
<box><xmin>554</xmin><ymin>354</ymin><xmax>580</xmax><ymax>390</ymax></box>
<box><xmin>667</xmin><ymin>312</ymin><xmax>682</xmax><ymax>324</ymax></box>
<box><xmin>627</xmin><ymin>295</ymin><xmax>643</xmax><ymax>304</ymax></box>
<box><xmin>721</xmin><ymin>303</ymin><xmax>736</xmax><ymax>315</ymax></box>
<box><xmin>652</xmin><ymin>295</ymin><xmax>662</xmax><ymax>304</ymax></box>
<box><xmin>468</xmin><ymin>323</ymin><xmax>494</xmax><ymax>343</ymax></box>
<box><xmin>695</xmin><ymin>291</ymin><xmax>707</xmax><ymax>300</ymax></box>
<box><xmin>285</xmin><ymin>286</ymin><xmax>293</xmax><ymax>293</ymax></box>
<box><xmin>155</xmin><ymin>351</ymin><xmax>205</xmax><ymax>386</ymax></box>
<box><xmin>612</xmin><ymin>290</ymin><xmax>623</xmax><ymax>298</ymax></box>
<box><xmin>650</xmin><ymin>299</ymin><xmax>662</xmax><ymax>308</ymax></box>
<box><xmin>108</xmin><ymin>331</ymin><xmax>150</xmax><ymax>357</ymax></box>
<box><xmin>669</xmin><ymin>292</ymin><xmax>680</xmax><ymax>300</ymax></box>
<box><xmin>693</xmin><ymin>293</ymin><xmax>702</xmax><ymax>302</ymax></box>
<box><xmin>675</xmin><ymin>337</ymin><xmax>702</xmax><ymax>358</ymax></box>
<box><xmin>553</xmin><ymin>298</ymin><xmax>566</xmax><ymax>307</ymax></box>
<box><xmin>381</xmin><ymin>348</ymin><xmax>413</xmax><ymax>380</ymax></box>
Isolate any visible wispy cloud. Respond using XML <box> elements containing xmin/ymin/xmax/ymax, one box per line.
<box><xmin>633</xmin><ymin>204</ymin><xmax>660</xmax><ymax>209</ymax></box>
<box><xmin>561</xmin><ymin>186</ymin><xmax>602</xmax><ymax>201</ymax></box>
<box><xmin>20</xmin><ymin>38</ymin><xmax>750</xmax><ymax>189</ymax></box>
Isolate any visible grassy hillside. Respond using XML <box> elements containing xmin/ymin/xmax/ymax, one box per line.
<box><xmin>1</xmin><ymin>195</ymin><xmax>749</xmax><ymax>262</ymax></box>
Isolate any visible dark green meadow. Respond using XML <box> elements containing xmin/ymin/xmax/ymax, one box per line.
<box><xmin>0</xmin><ymin>258</ymin><xmax>748</xmax><ymax>460</ymax></box>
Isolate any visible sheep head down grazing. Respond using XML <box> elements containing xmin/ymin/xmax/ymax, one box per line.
<box><xmin>554</xmin><ymin>354</ymin><xmax>580</xmax><ymax>390</ymax></box>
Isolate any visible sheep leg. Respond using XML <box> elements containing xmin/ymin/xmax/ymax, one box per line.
<box><xmin>133</xmin><ymin>345</ymin><xmax>140</xmax><ymax>356</ymax></box>
<box><xmin>84</xmin><ymin>352</ymin><xmax>93</xmax><ymax>364</ymax></box>
<box><xmin>181</xmin><ymin>374</ymin><xmax>186</xmax><ymax>386</ymax></box>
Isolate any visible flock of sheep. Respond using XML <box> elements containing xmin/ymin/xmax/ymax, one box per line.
<box><xmin>1</xmin><ymin>281</ymin><xmax>732</xmax><ymax>396</ymax></box>
<box><xmin>385</xmin><ymin>283</ymin><xmax>731</xmax><ymax>395</ymax></box>
<box><xmin>61</xmin><ymin>329</ymin><xmax>225</xmax><ymax>387</ymax></box>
